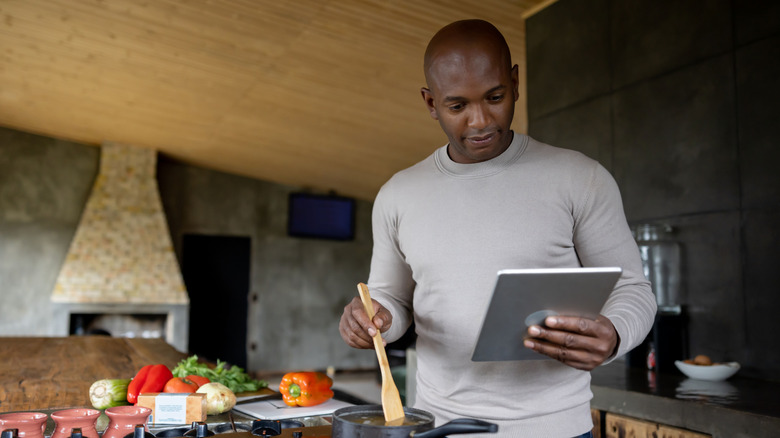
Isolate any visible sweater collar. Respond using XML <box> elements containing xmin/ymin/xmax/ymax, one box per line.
<box><xmin>434</xmin><ymin>132</ymin><xmax>528</xmax><ymax>178</ymax></box>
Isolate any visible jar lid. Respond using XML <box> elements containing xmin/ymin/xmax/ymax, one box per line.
<box><xmin>634</xmin><ymin>223</ymin><xmax>673</xmax><ymax>240</ymax></box>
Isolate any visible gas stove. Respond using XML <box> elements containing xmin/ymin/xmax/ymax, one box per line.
<box><xmin>216</xmin><ymin>428</ymin><xmax>331</xmax><ymax>438</ymax></box>
<box><xmin>151</xmin><ymin>419</ymin><xmax>332</xmax><ymax>438</ymax></box>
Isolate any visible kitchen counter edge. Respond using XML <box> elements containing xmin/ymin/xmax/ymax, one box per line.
<box><xmin>590</xmin><ymin>363</ymin><xmax>780</xmax><ymax>438</ymax></box>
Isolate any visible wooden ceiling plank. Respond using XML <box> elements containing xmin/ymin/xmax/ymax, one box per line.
<box><xmin>0</xmin><ymin>0</ymin><xmax>551</xmax><ymax>200</ymax></box>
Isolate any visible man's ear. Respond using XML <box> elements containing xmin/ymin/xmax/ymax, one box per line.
<box><xmin>511</xmin><ymin>64</ymin><xmax>520</xmax><ymax>102</ymax></box>
<box><xmin>420</xmin><ymin>87</ymin><xmax>439</xmax><ymax>120</ymax></box>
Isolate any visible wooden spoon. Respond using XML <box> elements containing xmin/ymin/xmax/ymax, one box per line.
<box><xmin>357</xmin><ymin>282</ymin><xmax>406</xmax><ymax>425</ymax></box>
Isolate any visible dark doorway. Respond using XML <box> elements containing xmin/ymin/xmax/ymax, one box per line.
<box><xmin>182</xmin><ymin>234</ymin><xmax>251</xmax><ymax>369</ymax></box>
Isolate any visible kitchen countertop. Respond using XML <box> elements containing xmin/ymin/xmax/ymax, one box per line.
<box><xmin>0</xmin><ymin>336</ymin><xmax>274</xmax><ymax>412</ymax></box>
<box><xmin>0</xmin><ymin>336</ymin><xmax>189</xmax><ymax>412</ymax></box>
<box><xmin>590</xmin><ymin>362</ymin><xmax>780</xmax><ymax>437</ymax></box>
<box><xmin>3</xmin><ymin>337</ymin><xmax>780</xmax><ymax>438</ymax></box>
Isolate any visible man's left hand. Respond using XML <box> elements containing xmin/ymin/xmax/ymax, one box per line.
<box><xmin>523</xmin><ymin>315</ymin><xmax>618</xmax><ymax>371</ymax></box>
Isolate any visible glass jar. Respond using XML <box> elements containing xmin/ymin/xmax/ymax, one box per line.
<box><xmin>634</xmin><ymin>224</ymin><xmax>683</xmax><ymax>314</ymax></box>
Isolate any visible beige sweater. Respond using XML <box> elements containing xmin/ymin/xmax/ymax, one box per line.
<box><xmin>367</xmin><ymin>133</ymin><xmax>656</xmax><ymax>437</ymax></box>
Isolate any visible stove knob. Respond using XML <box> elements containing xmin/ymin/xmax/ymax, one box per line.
<box><xmin>124</xmin><ymin>424</ymin><xmax>155</xmax><ymax>438</ymax></box>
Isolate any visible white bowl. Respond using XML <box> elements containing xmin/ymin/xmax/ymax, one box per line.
<box><xmin>674</xmin><ymin>360</ymin><xmax>740</xmax><ymax>381</ymax></box>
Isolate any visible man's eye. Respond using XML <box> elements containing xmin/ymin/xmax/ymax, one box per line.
<box><xmin>448</xmin><ymin>103</ymin><xmax>464</xmax><ymax>111</ymax></box>
<box><xmin>489</xmin><ymin>94</ymin><xmax>504</xmax><ymax>102</ymax></box>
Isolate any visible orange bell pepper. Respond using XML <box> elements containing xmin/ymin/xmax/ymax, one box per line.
<box><xmin>278</xmin><ymin>372</ymin><xmax>334</xmax><ymax>407</ymax></box>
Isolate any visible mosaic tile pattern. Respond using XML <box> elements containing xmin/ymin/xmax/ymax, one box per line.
<box><xmin>52</xmin><ymin>142</ymin><xmax>188</xmax><ymax>304</ymax></box>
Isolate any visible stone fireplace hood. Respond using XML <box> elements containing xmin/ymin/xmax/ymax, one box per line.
<box><xmin>51</xmin><ymin>142</ymin><xmax>189</xmax><ymax>352</ymax></box>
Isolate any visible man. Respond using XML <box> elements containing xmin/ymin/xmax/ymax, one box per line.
<box><xmin>339</xmin><ymin>19</ymin><xmax>656</xmax><ymax>437</ymax></box>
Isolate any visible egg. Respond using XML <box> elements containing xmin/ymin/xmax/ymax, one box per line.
<box><xmin>692</xmin><ymin>354</ymin><xmax>713</xmax><ymax>366</ymax></box>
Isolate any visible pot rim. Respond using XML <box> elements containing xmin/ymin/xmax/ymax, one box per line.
<box><xmin>0</xmin><ymin>412</ymin><xmax>48</xmax><ymax>422</ymax></box>
<box><xmin>105</xmin><ymin>406</ymin><xmax>152</xmax><ymax>416</ymax></box>
<box><xmin>51</xmin><ymin>409</ymin><xmax>100</xmax><ymax>419</ymax></box>
<box><xmin>332</xmin><ymin>404</ymin><xmax>434</xmax><ymax>430</ymax></box>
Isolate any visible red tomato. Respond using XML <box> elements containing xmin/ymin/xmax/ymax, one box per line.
<box><xmin>186</xmin><ymin>375</ymin><xmax>211</xmax><ymax>388</ymax></box>
<box><xmin>163</xmin><ymin>377</ymin><xmax>199</xmax><ymax>393</ymax></box>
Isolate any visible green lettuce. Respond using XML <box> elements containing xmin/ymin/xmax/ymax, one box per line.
<box><xmin>172</xmin><ymin>355</ymin><xmax>268</xmax><ymax>393</ymax></box>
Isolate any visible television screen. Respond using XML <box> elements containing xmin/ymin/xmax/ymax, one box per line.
<box><xmin>287</xmin><ymin>193</ymin><xmax>355</xmax><ymax>240</ymax></box>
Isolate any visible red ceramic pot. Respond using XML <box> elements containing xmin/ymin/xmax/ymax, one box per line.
<box><xmin>0</xmin><ymin>412</ymin><xmax>47</xmax><ymax>438</ymax></box>
<box><xmin>50</xmin><ymin>409</ymin><xmax>100</xmax><ymax>438</ymax></box>
<box><xmin>103</xmin><ymin>406</ymin><xmax>152</xmax><ymax>438</ymax></box>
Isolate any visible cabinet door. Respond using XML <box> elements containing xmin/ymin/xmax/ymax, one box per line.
<box><xmin>605</xmin><ymin>413</ymin><xmax>710</xmax><ymax>438</ymax></box>
<box><xmin>591</xmin><ymin>408</ymin><xmax>601</xmax><ymax>438</ymax></box>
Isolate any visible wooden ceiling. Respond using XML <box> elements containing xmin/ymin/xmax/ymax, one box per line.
<box><xmin>0</xmin><ymin>0</ymin><xmax>553</xmax><ymax>201</ymax></box>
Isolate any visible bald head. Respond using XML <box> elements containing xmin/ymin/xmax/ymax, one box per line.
<box><xmin>419</xmin><ymin>19</ymin><xmax>519</xmax><ymax>163</ymax></box>
<box><xmin>423</xmin><ymin>20</ymin><xmax>513</xmax><ymax>92</ymax></box>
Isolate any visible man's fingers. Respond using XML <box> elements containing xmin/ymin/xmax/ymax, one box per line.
<box><xmin>524</xmin><ymin>337</ymin><xmax>589</xmax><ymax>369</ymax></box>
<box><xmin>374</xmin><ymin>304</ymin><xmax>395</xmax><ymax>332</ymax></box>
<box><xmin>339</xmin><ymin>296</ymin><xmax>393</xmax><ymax>349</ymax></box>
<box><xmin>544</xmin><ymin>316</ymin><xmax>597</xmax><ymax>335</ymax></box>
<box><xmin>339</xmin><ymin>298</ymin><xmax>373</xmax><ymax>348</ymax></box>
<box><xmin>525</xmin><ymin>329</ymin><xmax>584</xmax><ymax>355</ymax></box>
<box><xmin>524</xmin><ymin>315</ymin><xmax>617</xmax><ymax>370</ymax></box>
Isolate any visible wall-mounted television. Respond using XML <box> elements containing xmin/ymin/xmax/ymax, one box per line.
<box><xmin>287</xmin><ymin>192</ymin><xmax>355</xmax><ymax>241</ymax></box>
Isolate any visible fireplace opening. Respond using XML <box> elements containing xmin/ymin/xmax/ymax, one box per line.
<box><xmin>69</xmin><ymin>313</ymin><xmax>167</xmax><ymax>339</ymax></box>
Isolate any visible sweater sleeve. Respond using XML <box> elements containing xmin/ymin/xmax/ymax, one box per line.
<box><xmin>573</xmin><ymin>163</ymin><xmax>657</xmax><ymax>360</ymax></box>
<box><xmin>365</xmin><ymin>181</ymin><xmax>416</xmax><ymax>343</ymax></box>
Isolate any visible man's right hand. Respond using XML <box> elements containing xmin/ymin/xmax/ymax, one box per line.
<box><xmin>339</xmin><ymin>296</ymin><xmax>393</xmax><ymax>349</ymax></box>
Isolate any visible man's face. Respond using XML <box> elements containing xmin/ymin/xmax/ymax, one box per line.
<box><xmin>422</xmin><ymin>49</ymin><xmax>519</xmax><ymax>164</ymax></box>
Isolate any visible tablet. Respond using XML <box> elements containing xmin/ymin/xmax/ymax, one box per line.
<box><xmin>471</xmin><ymin>267</ymin><xmax>622</xmax><ymax>361</ymax></box>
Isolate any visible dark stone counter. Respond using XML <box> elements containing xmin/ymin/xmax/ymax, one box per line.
<box><xmin>590</xmin><ymin>362</ymin><xmax>780</xmax><ymax>438</ymax></box>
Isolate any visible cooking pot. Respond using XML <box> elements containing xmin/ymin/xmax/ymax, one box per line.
<box><xmin>331</xmin><ymin>405</ymin><xmax>497</xmax><ymax>438</ymax></box>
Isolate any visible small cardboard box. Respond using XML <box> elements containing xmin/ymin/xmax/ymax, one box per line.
<box><xmin>136</xmin><ymin>392</ymin><xmax>207</xmax><ymax>424</ymax></box>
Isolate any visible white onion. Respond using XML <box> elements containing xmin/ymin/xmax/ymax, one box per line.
<box><xmin>196</xmin><ymin>382</ymin><xmax>237</xmax><ymax>415</ymax></box>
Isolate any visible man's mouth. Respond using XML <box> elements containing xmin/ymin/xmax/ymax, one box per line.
<box><xmin>467</xmin><ymin>132</ymin><xmax>496</xmax><ymax>146</ymax></box>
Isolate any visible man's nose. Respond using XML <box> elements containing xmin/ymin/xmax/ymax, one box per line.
<box><xmin>468</xmin><ymin>103</ymin><xmax>490</xmax><ymax>129</ymax></box>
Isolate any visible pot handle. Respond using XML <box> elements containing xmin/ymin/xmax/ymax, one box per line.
<box><xmin>413</xmin><ymin>419</ymin><xmax>498</xmax><ymax>438</ymax></box>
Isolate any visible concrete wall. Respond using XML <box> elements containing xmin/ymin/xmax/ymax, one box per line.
<box><xmin>526</xmin><ymin>0</ymin><xmax>780</xmax><ymax>379</ymax></box>
<box><xmin>156</xmin><ymin>156</ymin><xmax>376</xmax><ymax>372</ymax></box>
<box><xmin>0</xmin><ymin>128</ymin><xmax>99</xmax><ymax>335</ymax></box>
<box><xmin>0</xmin><ymin>126</ymin><xmax>377</xmax><ymax>372</ymax></box>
